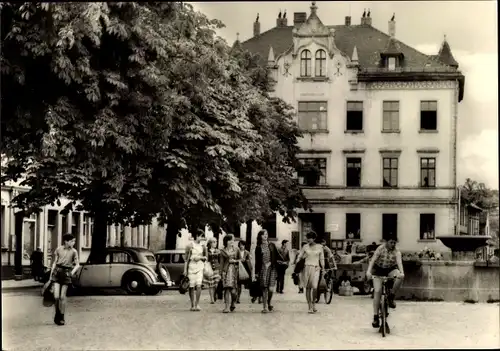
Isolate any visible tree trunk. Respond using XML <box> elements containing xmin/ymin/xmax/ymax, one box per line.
<box><xmin>90</xmin><ymin>209</ymin><xmax>109</xmax><ymax>263</ymax></box>
<box><xmin>14</xmin><ymin>211</ymin><xmax>25</xmax><ymax>276</ymax></box>
<box><xmin>210</xmin><ymin>222</ymin><xmax>222</xmax><ymax>245</ymax></box>
<box><xmin>165</xmin><ymin>219</ymin><xmax>180</xmax><ymax>250</ymax></box>
<box><xmin>245</xmin><ymin>219</ymin><xmax>253</xmax><ymax>251</ymax></box>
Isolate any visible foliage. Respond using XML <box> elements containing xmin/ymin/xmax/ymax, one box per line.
<box><xmin>1</xmin><ymin>2</ymin><xmax>307</xmax><ymax>251</ymax></box>
<box><xmin>181</xmin><ymin>42</ymin><xmax>310</xmax><ymax>234</ymax></box>
<box><xmin>461</xmin><ymin>178</ymin><xmax>498</xmax><ymax>210</ymax></box>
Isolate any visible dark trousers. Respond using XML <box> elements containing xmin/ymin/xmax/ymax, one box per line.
<box><xmin>276</xmin><ymin>265</ymin><xmax>288</xmax><ymax>293</ymax></box>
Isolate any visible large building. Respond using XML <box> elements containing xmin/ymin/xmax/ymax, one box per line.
<box><xmin>236</xmin><ymin>2</ymin><xmax>465</xmax><ymax>253</ymax></box>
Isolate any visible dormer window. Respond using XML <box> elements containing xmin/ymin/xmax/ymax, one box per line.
<box><xmin>388</xmin><ymin>57</ymin><xmax>396</xmax><ymax>71</ymax></box>
<box><xmin>315</xmin><ymin>49</ymin><xmax>327</xmax><ymax>77</ymax></box>
<box><xmin>380</xmin><ymin>37</ymin><xmax>404</xmax><ymax>70</ymax></box>
<box><xmin>300</xmin><ymin>50</ymin><xmax>312</xmax><ymax>77</ymax></box>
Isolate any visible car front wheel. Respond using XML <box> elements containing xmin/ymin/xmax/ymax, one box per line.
<box><xmin>123</xmin><ymin>272</ymin><xmax>147</xmax><ymax>295</ymax></box>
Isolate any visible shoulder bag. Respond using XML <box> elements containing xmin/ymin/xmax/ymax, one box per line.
<box><xmin>203</xmin><ymin>246</ymin><xmax>213</xmax><ymax>280</ymax></box>
<box><xmin>179</xmin><ymin>247</ymin><xmax>191</xmax><ymax>294</ymax></box>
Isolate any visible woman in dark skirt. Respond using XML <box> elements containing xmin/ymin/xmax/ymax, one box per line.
<box><xmin>220</xmin><ymin>234</ymin><xmax>241</xmax><ymax>313</ymax></box>
<box><xmin>203</xmin><ymin>238</ymin><xmax>221</xmax><ymax>304</ymax></box>
<box><xmin>254</xmin><ymin>229</ymin><xmax>278</xmax><ymax>313</ymax></box>
<box><xmin>236</xmin><ymin>240</ymin><xmax>252</xmax><ymax>304</ymax></box>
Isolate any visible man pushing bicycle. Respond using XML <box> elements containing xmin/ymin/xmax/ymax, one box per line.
<box><xmin>366</xmin><ymin>233</ymin><xmax>405</xmax><ymax>328</ymax></box>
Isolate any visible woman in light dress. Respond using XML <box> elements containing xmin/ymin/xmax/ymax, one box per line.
<box><xmin>203</xmin><ymin>237</ymin><xmax>221</xmax><ymax>304</ymax></box>
<box><xmin>295</xmin><ymin>231</ymin><xmax>325</xmax><ymax>313</ymax></box>
<box><xmin>219</xmin><ymin>234</ymin><xmax>241</xmax><ymax>313</ymax></box>
<box><xmin>183</xmin><ymin>229</ymin><xmax>207</xmax><ymax>311</ymax></box>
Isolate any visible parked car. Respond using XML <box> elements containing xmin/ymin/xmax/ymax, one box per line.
<box><xmin>42</xmin><ymin>247</ymin><xmax>173</xmax><ymax>295</ymax></box>
<box><xmin>155</xmin><ymin>249</ymin><xmax>189</xmax><ymax>287</ymax></box>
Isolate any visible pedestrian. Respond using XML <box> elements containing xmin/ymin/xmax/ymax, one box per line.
<box><xmin>276</xmin><ymin>240</ymin><xmax>290</xmax><ymax>294</ymax></box>
<box><xmin>220</xmin><ymin>234</ymin><xmax>240</xmax><ymax>313</ymax></box>
<box><xmin>293</xmin><ymin>241</ymin><xmax>307</xmax><ymax>293</ymax></box>
<box><xmin>183</xmin><ymin>229</ymin><xmax>207</xmax><ymax>311</ymax></box>
<box><xmin>236</xmin><ymin>240</ymin><xmax>252</xmax><ymax>304</ymax></box>
<box><xmin>49</xmin><ymin>233</ymin><xmax>80</xmax><ymax>325</ymax></box>
<box><xmin>254</xmin><ymin>229</ymin><xmax>278</xmax><ymax>313</ymax></box>
<box><xmin>203</xmin><ymin>237</ymin><xmax>221</xmax><ymax>304</ymax></box>
<box><xmin>294</xmin><ymin>231</ymin><xmax>325</xmax><ymax>313</ymax></box>
<box><xmin>30</xmin><ymin>247</ymin><xmax>44</xmax><ymax>281</ymax></box>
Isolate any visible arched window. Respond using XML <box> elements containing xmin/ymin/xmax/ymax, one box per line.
<box><xmin>300</xmin><ymin>50</ymin><xmax>312</xmax><ymax>77</ymax></box>
<box><xmin>315</xmin><ymin>49</ymin><xmax>327</xmax><ymax>77</ymax></box>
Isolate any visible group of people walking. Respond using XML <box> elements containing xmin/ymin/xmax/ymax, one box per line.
<box><xmin>183</xmin><ymin>229</ymin><xmax>331</xmax><ymax>314</ymax></box>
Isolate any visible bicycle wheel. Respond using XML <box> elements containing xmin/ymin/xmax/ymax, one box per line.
<box><xmin>380</xmin><ymin>296</ymin><xmax>387</xmax><ymax>337</ymax></box>
<box><xmin>325</xmin><ymin>279</ymin><xmax>334</xmax><ymax>304</ymax></box>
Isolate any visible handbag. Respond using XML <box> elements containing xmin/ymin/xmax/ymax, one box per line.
<box><xmin>238</xmin><ymin>261</ymin><xmax>250</xmax><ymax>282</ymax></box>
<box><xmin>203</xmin><ymin>261</ymin><xmax>213</xmax><ymax>280</ymax></box>
<box><xmin>179</xmin><ymin>248</ymin><xmax>191</xmax><ymax>294</ymax></box>
<box><xmin>249</xmin><ymin>280</ymin><xmax>262</xmax><ymax>298</ymax></box>
<box><xmin>294</xmin><ymin>258</ymin><xmax>305</xmax><ymax>274</ymax></box>
<box><xmin>179</xmin><ymin>275</ymin><xmax>190</xmax><ymax>294</ymax></box>
<box><xmin>42</xmin><ymin>280</ymin><xmax>55</xmax><ymax>307</ymax></box>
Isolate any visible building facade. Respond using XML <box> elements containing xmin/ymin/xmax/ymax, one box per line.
<box><xmin>1</xmin><ymin>180</ymin><xmax>166</xmax><ymax>278</ymax></box>
<box><xmin>237</xmin><ymin>3</ymin><xmax>465</xmax><ymax>253</ymax></box>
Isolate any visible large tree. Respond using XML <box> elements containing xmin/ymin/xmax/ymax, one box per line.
<box><xmin>0</xmin><ymin>2</ymin><xmax>267</xmax><ymax>256</ymax></box>
<box><xmin>461</xmin><ymin>178</ymin><xmax>498</xmax><ymax>210</ymax></box>
<box><xmin>1</xmin><ymin>2</ymin><xmax>308</xmax><ymax>254</ymax></box>
<box><xmin>180</xmin><ymin>44</ymin><xmax>310</xmax><ymax>244</ymax></box>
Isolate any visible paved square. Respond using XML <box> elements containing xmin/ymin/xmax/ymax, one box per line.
<box><xmin>2</xmin><ymin>289</ymin><xmax>499</xmax><ymax>350</ymax></box>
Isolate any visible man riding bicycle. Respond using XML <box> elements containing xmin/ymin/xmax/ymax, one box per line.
<box><xmin>366</xmin><ymin>233</ymin><xmax>405</xmax><ymax>328</ymax></box>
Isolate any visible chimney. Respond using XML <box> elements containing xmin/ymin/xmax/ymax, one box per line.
<box><xmin>361</xmin><ymin>9</ymin><xmax>372</xmax><ymax>26</ymax></box>
<box><xmin>294</xmin><ymin>12</ymin><xmax>307</xmax><ymax>27</ymax></box>
<box><xmin>345</xmin><ymin>16</ymin><xmax>351</xmax><ymax>26</ymax></box>
<box><xmin>388</xmin><ymin>13</ymin><xmax>395</xmax><ymax>37</ymax></box>
<box><xmin>366</xmin><ymin>9</ymin><xmax>372</xmax><ymax>26</ymax></box>
<box><xmin>276</xmin><ymin>10</ymin><xmax>288</xmax><ymax>27</ymax></box>
<box><xmin>253</xmin><ymin>13</ymin><xmax>260</xmax><ymax>37</ymax></box>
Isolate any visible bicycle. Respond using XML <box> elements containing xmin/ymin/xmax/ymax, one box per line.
<box><xmin>372</xmin><ymin>276</ymin><xmax>394</xmax><ymax>337</ymax></box>
<box><xmin>315</xmin><ymin>267</ymin><xmax>336</xmax><ymax>304</ymax></box>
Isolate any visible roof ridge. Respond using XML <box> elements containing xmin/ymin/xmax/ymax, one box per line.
<box><xmin>241</xmin><ymin>26</ymin><xmax>292</xmax><ymax>45</ymax></box>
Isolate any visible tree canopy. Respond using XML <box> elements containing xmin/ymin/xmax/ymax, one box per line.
<box><xmin>1</xmin><ymin>2</ymin><xmax>308</xmax><ymax>252</ymax></box>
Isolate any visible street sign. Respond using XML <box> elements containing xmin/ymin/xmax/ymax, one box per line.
<box><xmin>327</xmin><ymin>223</ymin><xmax>339</xmax><ymax>232</ymax></box>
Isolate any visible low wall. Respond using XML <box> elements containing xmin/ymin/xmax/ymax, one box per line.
<box><xmin>397</xmin><ymin>260</ymin><xmax>500</xmax><ymax>302</ymax></box>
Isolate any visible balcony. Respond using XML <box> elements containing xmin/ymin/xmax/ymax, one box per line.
<box><xmin>359</xmin><ymin>67</ymin><xmax>460</xmax><ymax>74</ymax></box>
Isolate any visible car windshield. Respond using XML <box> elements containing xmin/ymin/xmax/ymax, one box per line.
<box><xmin>144</xmin><ymin>254</ymin><xmax>156</xmax><ymax>263</ymax></box>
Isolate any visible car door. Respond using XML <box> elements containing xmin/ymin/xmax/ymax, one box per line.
<box><xmin>170</xmin><ymin>252</ymin><xmax>186</xmax><ymax>284</ymax></box>
<box><xmin>78</xmin><ymin>253</ymin><xmax>112</xmax><ymax>288</ymax></box>
<box><xmin>109</xmin><ymin>251</ymin><xmax>134</xmax><ymax>287</ymax></box>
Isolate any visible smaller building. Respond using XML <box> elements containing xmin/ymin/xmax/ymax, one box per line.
<box><xmin>1</xmin><ymin>181</ymin><xmax>166</xmax><ymax>279</ymax></box>
<box><xmin>459</xmin><ymin>201</ymin><xmax>483</xmax><ymax>236</ymax></box>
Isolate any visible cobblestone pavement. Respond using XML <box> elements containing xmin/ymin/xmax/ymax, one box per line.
<box><xmin>2</xmin><ymin>289</ymin><xmax>499</xmax><ymax>350</ymax></box>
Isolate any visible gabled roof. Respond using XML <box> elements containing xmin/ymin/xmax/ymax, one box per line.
<box><xmin>241</xmin><ymin>24</ymin><xmax>452</xmax><ymax>71</ymax></box>
<box><xmin>381</xmin><ymin>37</ymin><xmax>403</xmax><ymax>56</ymax></box>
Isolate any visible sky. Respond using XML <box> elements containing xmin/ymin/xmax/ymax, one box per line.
<box><xmin>191</xmin><ymin>1</ymin><xmax>498</xmax><ymax>189</ymax></box>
